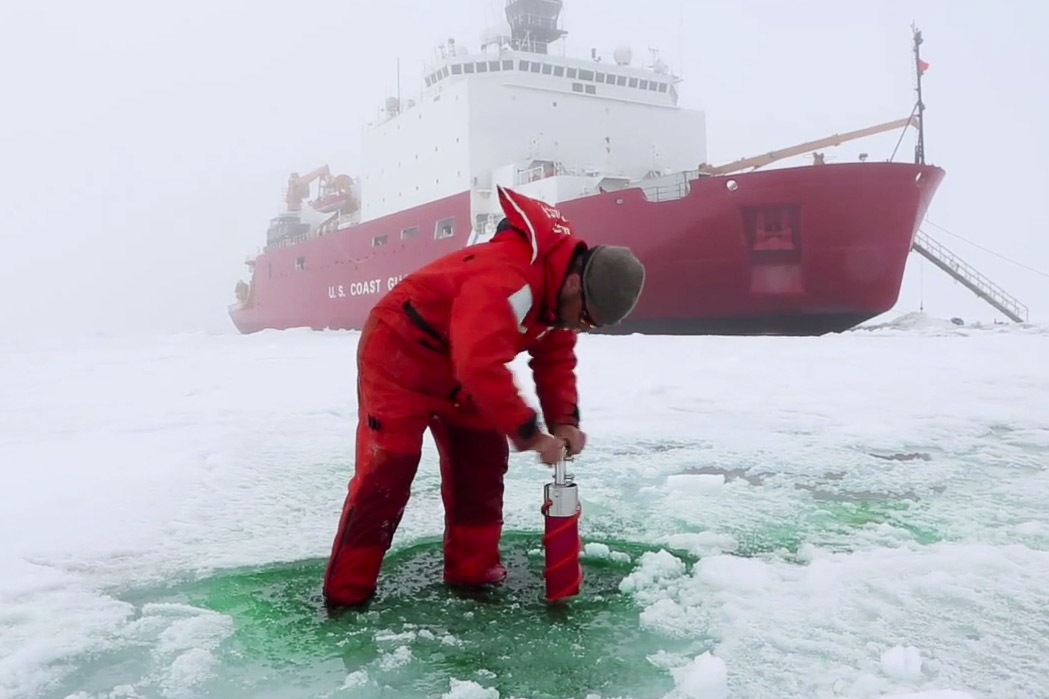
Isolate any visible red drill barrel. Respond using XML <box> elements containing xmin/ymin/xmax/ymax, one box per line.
<box><xmin>541</xmin><ymin>452</ymin><xmax>583</xmax><ymax>602</ymax></box>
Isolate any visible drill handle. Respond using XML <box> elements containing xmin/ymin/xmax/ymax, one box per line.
<box><xmin>554</xmin><ymin>445</ymin><xmax>572</xmax><ymax>485</ymax></box>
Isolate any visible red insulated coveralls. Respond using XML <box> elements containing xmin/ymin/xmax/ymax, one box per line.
<box><xmin>323</xmin><ymin>185</ymin><xmax>588</xmax><ymax>605</ymax></box>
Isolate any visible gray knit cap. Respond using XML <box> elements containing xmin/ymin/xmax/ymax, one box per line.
<box><xmin>581</xmin><ymin>245</ymin><xmax>645</xmax><ymax>326</ymax></box>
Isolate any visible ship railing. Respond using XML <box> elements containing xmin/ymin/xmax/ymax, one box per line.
<box><xmin>507</xmin><ymin>13</ymin><xmax>560</xmax><ymax>33</ymax></box>
<box><xmin>639</xmin><ymin>171</ymin><xmax>693</xmax><ymax>202</ymax></box>
<box><xmin>265</xmin><ymin>231</ymin><xmax>313</xmax><ymax>251</ymax></box>
<box><xmin>516</xmin><ymin>161</ymin><xmax>564</xmax><ymax>184</ymax></box>
<box><xmin>317</xmin><ymin>211</ymin><xmax>359</xmax><ymax>234</ymax></box>
<box><xmin>511</xmin><ymin>164</ymin><xmax>701</xmax><ymax>201</ymax></box>
<box><xmin>482</xmin><ymin>213</ymin><xmax>501</xmax><ymax>236</ymax></box>
<box><xmin>515</xmin><ymin>161</ymin><xmax>614</xmax><ymax>185</ymax></box>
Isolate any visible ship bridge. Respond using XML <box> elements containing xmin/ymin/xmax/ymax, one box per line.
<box><xmin>504</xmin><ymin>0</ymin><xmax>567</xmax><ymax>54</ymax></box>
<box><xmin>418</xmin><ymin>48</ymin><xmax>681</xmax><ymax>109</ymax></box>
<box><xmin>418</xmin><ymin>50</ymin><xmax>680</xmax><ymax>108</ymax></box>
<box><xmin>410</xmin><ymin>0</ymin><xmax>679</xmax><ymax>110</ymax></box>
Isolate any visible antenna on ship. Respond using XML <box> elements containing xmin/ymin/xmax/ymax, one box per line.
<box><xmin>912</xmin><ymin>23</ymin><xmax>928</xmax><ymax>165</ymax></box>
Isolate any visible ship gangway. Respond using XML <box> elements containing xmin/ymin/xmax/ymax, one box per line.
<box><xmin>912</xmin><ymin>229</ymin><xmax>1029</xmax><ymax>323</ymax></box>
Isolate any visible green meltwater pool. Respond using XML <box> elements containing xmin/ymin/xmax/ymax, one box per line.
<box><xmin>90</xmin><ymin>534</ymin><xmax>703</xmax><ymax>699</ymax></box>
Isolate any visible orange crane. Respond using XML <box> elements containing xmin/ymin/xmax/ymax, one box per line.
<box><xmin>284</xmin><ymin>165</ymin><xmax>331</xmax><ymax>211</ymax></box>
<box><xmin>284</xmin><ymin>166</ymin><xmax>359</xmax><ymax>213</ymax></box>
<box><xmin>697</xmin><ymin>115</ymin><xmax>920</xmax><ymax>176</ymax></box>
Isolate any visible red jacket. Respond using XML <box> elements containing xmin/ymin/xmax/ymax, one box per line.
<box><xmin>368</xmin><ymin>186</ymin><xmax>586</xmax><ymax>450</ymax></box>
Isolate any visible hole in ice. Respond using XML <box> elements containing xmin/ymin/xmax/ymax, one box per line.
<box><xmin>64</xmin><ymin>533</ymin><xmax>712</xmax><ymax>699</ymax></box>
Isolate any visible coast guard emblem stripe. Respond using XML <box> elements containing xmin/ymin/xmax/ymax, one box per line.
<box><xmin>498</xmin><ymin>185</ymin><xmax>540</xmax><ymax>264</ymax></box>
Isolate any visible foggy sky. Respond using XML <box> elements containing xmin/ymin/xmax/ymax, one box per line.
<box><xmin>2</xmin><ymin>0</ymin><xmax>1046</xmax><ymax>337</ymax></box>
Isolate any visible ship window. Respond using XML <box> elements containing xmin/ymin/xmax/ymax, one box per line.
<box><xmin>451</xmin><ymin>64</ymin><xmax>462</xmax><ymax>74</ymax></box>
<box><xmin>639</xmin><ymin>79</ymin><xmax>649</xmax><ymax>90</ymax></box>
<box><xmin>501</xmin><ymin>59</ymin><xmax>513</xmax><ymax>70</ymax></box>
<box><xmin>628</xmin><ymin>77</ymin><xmax>639</xmax><ymax>87</ymax></box>
<box><xmin>542</xmin><ymin>64</ymin><xmax>552</xmax><ymax>74</ymax></box>
<box><xmin>553</xmin><ymin>65</ymin><xmax>564</xmax><ymax>77</ymax></box>
<box><xmin>373</xmin><ymin>235</ymin><xmax>388</xmax><ymax>247</ymax></box>
<box><xmin>595</xmin><ymin>72</ymin><xmax>605</xmax><ymax>83</ymax></box>
<box><xmin>659</xmin><ymin>83</ymin><xmax>668</xmax><ymax>92</ymax></box>
<box><xmin>585</xmin><ymin>84</ymin><xmax>596</xmax><ymax>94</ymax></box>
<box><xmin>649</xmin><ymin>81</ymin><xmax>660</xmax><ymax>91</ymax></box>
<box><xmin>488</xmin><ymin>60</ymin><xmax>499</xmax><ymax>71</ymax></box>
<box><xmin>567</xmin><ymin>67</ymin><xmax>577</xmax><ymax>79</ymax></box>
<box><xmin>425</xmin><ymin>76</ymin><xmax>433</xmax><ymax>87</ymax></box>
<box><xmin>616</xmin><ymin>75</ymin><xmax>627</xmax><ymax>86</ymax></box>
<box><xmin>572</xmin><ymin>82</ymin><xmax>584</xmax><ymax>93</ymax></box>
<box><xmin>530</xmin><ymin>62</ymin><xmax>540</xmax><ymax>73</ymax></box>
<box><xmin>295</xmin><ymin>256</ymin><xmax>305</xmax><ymax>271</ymax></box>
<box><xmin>434</xmin><ymin>217</ymin><xmax>455</xmax><ymax>240</ymax></box>
<box><xmin>400</xmin><ymin>226</ymin><xmax>419</xmax><ymax>240</ymax></box>
<box><xmin>464</xmin><ymin>63</ymin><xmax>475</xmax><ymax>73</ymax></box>
<box><xmin>579</xmin><ymin>69</ymin><xmax>594</xmax><ymax>81</ymax></box>
<box><xmin>519</xmin><ymin>60</ymin><xmax>530</xmax><ymax>71</ymax></box>
<box><xmin>476</xmin><ymin>62</ymin><xmax>488</xmax><ymax>72</ymax></box>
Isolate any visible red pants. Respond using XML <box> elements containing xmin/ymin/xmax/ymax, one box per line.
<box><xmin>323</xmin><ymin>317</ymin><xmax>510</xmax><ymax>606</ymax></box>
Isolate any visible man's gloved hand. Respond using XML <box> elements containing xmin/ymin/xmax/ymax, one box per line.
<box><xmin>552</xmin><ymin>424</ymin><xmax>587</xmax><ymax>457</ymax></box>
<box><xmin>533</xmin><ymin>433</ymin><xmax>567</xmax><ymax>466</ymax></box>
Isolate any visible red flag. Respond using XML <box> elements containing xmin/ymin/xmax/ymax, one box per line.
<box><xmin>918</xmin><ymin>59</ymin><xmax>930</xmax><ymax>74</ymax></box>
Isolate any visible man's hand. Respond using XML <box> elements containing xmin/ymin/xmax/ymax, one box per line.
<box><xmin>533</xmin><ymin>433</ymin><xmax>567</xmax><ymax>466</ymax></box>
<box><xmin>552</xmin><ymin>424</ymin><xmax>586</xmax><ymax>457</ymax></box>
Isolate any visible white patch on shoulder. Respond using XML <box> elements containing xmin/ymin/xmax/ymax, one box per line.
<box><xmin>507</xmin><ymin>284</ymin><xmax>533</xmax><ymax>331</ymax></box>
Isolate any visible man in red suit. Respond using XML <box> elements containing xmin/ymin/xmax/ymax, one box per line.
<box><xmin>323</xmin><ymin>185</ymin><xmax>645</xmax><ymax>606</ymax></box>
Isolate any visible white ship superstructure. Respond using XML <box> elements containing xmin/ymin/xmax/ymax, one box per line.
<box><xmin>358</xmin><ymin>0</ymin><xmax>708</xmax><ymax>241</ymax></box>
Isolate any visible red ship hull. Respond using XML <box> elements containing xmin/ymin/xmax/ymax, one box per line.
<box><xmin>230</xmin><ymin>161</ymin><xmax>944</xmax><ymax>336</ymax></box>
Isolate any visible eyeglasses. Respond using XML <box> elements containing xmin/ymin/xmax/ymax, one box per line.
<box><xmin>578</xmin><ymin>283</ymin><xmax>600</xmax><ymax>329</ymax></box>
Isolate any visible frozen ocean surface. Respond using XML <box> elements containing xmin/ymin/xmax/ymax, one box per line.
<box><xmin>1</xmin><ymin>313</ymin><xmax>1047</xmax><ymax>699</ymax></box>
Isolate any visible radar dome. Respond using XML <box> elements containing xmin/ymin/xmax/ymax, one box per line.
<box><xmin>613</xmin><ymin>45</ymin><xmax>632</xmax><ymax>66</ymax></box>
<box><xmin>481</xmin><ymin>20</ymin><xmax>513</xmax><ymax>46</ymax></box>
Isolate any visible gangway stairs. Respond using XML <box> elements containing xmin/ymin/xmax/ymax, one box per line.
<box><xmin>912</xmin><ymin>229</ymin><xmax>1029</xmax><ymax>323</ymax></box>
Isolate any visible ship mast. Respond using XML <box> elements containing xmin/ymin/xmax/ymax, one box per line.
<box><xmin>912</xmin><ymin>23</ymin><xmax>927</xmax><ymax>165</ymax></box>
<box><xmin>504</xmin><ymin>0</ymin><xmax>567</xmax><ymax>55</ymax></box>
